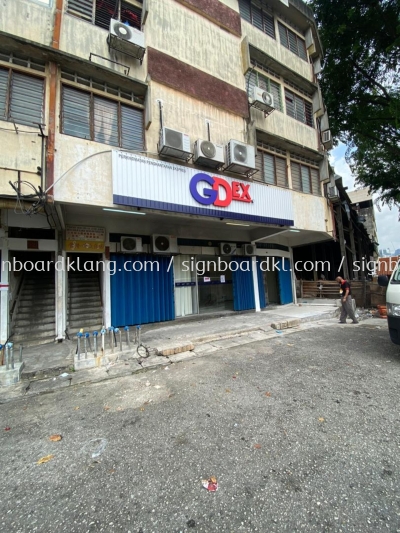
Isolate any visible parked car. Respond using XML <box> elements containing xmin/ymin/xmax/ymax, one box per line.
<box><xmin>378</xmin><ymin>261</ymin><xmax>400</xmax><ymax>345</ymax></box>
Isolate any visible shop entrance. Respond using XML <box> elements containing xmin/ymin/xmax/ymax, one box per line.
<box><xmin>197</xmin><ymin>255</ymin><xmax>234</xmax><ymax>313</ymax></box>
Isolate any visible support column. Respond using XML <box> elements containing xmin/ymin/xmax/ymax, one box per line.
<box><xmin>335</xmin><ymin>204</ymin><xmax>349</xmax><ymax>279</ymax></box>
<box><xmin>290</xmin><ymin>247</ymin><xmax>297</xmax><ymax>304</ymax></box>
<box><xmin>103</xmin><ymin>252</ymin><xmax>112</xmax><ymax>327</ymax></box>
<box><xmin>349</xmin><ymin>219</ymin><xmax>358</xmax><ymax>280</ymax></box>
<box><xmin>55</xmin><ymin>253</ymin><xmax>66</xmax><ymax>340</ymax></box>
<box><xmin>251</xmin><ymin>256</ymin><xmax>260</xmax><ymax>312</ymax></box>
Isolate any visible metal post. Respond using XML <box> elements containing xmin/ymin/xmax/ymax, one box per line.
<box><xmin>117</xmin><ymin>328</ymin><xmax>122</xmax><ymax>351</ymax></box>
<box><xmin>101</xmin><ymin>328</ymin><xmax>106</xmax><ymax>354</ymax></box>
<box><xmin>77</xmin><ymin>333</ymin><xmax>82</xmax><ymax>360</ymax></box>
<box><xmin>124</xmin><ymin>326</ymin><xmax>130</xmax><ymax>348</ymax></box>
<box><xmin>0</xmin><ymin>345</ymin><xmax>3</xmax><ymax>367</ymax></box>
<box><xmin>137</xmin><ymin>325</ymin><xmax>141</xmax><ymax>346</ymax></box>
<box><xmin>108</xmin><ymin>327</ymin><xmax>113</xmax><ymax>351</ymax></box>
<box><xmin>93</xmin><ymin>331</ymin><xmax>98</xmax><ymax>357</ymax></box>
<box><xmin>10</xmin><ymin>343</ymin><xmax>14</xmax><ymax>370</ymax></box>
<box><xmin>86</xmin><ymin>332</ymin><xmax>92</xmax><ymax>354</ymax></box>
<box><xmin>5</xmin><ymin>344</ymin><xmax>9</xmax><ymax>370</ymax></box>
<box><xmin>84</xmin><ymin>333</ymin><xmax>88</xmax><ymax>359</ymax></box>
<box><xmin>19</xmin><ymin>344</ymin><xmax>23</xmax><ymax>363</ymax></box>
<box><xmin>109</xmin><ymin>327</ymin><xmax>114</xmax><ymax>353</ymax></box>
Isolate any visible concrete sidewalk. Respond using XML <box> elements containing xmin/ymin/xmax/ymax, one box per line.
<box><xmin>0</xmin><ymin>303</ymin><xmax>343</xmax><ymax>402</ymax></box>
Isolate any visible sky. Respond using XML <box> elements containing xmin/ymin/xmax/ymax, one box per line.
<box><xmin>330</xmin><ymin>143</ymin><xmax>400</xmax><ymax>254</ymax></box>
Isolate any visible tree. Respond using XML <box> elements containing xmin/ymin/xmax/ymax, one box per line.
<box><xmin>310</xmin><ymin>0</ymin><xmax>400</xmax><ymax>211</ymax></box>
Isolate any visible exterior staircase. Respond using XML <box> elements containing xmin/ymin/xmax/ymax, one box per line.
<box><xmin>11</xmin><ymin>272</ymin><xmax>56</xmax><ymax>347</ymax></box>
<box><xmin>67</xmin><ymin>271</ymin><xmax>103</xmax><ymax>337</ymax></box>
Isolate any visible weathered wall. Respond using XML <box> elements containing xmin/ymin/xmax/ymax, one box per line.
<box><xmin>242</xmin><ymin>19</ymin><xmax>313</xmax><ymax>83</ymax></box>
<box><xmin>146</xmin><ymin>0</ymin><xmax>244</xmax><ymax>88</ymax></box>
<box><xmin>250</xmin><ymin>107</ymin><xmax>319</xmax><ymax>151</ymax></box>
<box><xmin>292</xmin><ymin>192</ymin><xmax>332</xmax><ymax>234</ymax></box>
<box><xmin>59</xmin><ymin>14</ymin><xmax>146</xmax><ymax>82</ymax></box>
<box><xmin>0</xmin><ymin>0</ymin><xmax>55</xmax><ymax>47</ymax></box>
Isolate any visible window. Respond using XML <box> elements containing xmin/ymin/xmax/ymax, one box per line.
<box><xmin>285</xmin><ymin>89</ymin><xmax>313</xmax><ymax>127</ymax></box>
<box><xmin>67</xmin><ymin>0</ymin><xmax>142</xmax><ymax>30</ymax></box>
<box><xmin>291</xmin><ymin>161</ymin><xmax>320</xmax><ymax>195</ymax></box>
<box><xmin>278</xmin><ymin>21</ymin><xmax>307</xmax><ymax>61</ymax></box>
<box><xmin>0</xmin><ymin>68</ymin><xmax>44</xmax><ymax>127</ymax></box>
<box><xmin>258</xmin><ymin>151</ymin><xmax>288</xmax><ymax>187</ymax></box>
<box><xmin>61</xmin><ymin>85</ymin><xmax>144</xmax><ymax>150</ymax></box>
<box><xmin>238</xmin><ymin>0</ymin><xmax>275</xmax><ymax>39</ymax></box>
<box><xmin>246</xmin><ymin>70</ymin><xmax>282</xmax><ymax>111</ymax></box>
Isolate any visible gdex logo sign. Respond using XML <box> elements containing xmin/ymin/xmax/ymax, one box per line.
<box><xmin>189</xmin><ymin>173</ymin><xmax>252</xmax><ymax>207</ymax></box>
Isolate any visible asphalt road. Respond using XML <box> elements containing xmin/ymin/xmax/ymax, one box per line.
<box><xmin>1</xmin><ymin>319</ymin><xmax>400</xmax><ymax>533</ymax></box>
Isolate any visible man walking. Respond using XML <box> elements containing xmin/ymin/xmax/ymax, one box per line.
<box><xmin>336</xmin><ymin>276</ymin><xmax>359</xmax><ymax>324</ymax></box>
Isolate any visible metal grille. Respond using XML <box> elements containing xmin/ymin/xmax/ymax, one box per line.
<box><xmin>285</xmin><ymin>88</ymin><xmax>313</xmax><ymax>127</ymax></box>
<box><xmin>121</xmin><ymin>104</ymin><xmax>144</xmax><ymax>151</ymax></box>
<box><xmin>67</xmin><ymin>0</ymin><xmax>94</xmax><ymax>21</ymax></box>
<box><xmin>278</xmin><ymin>21</ymin><xmax>307</xmax><ymax>62</ymax></box>
<box><xmin>0</xmin><ymin>68</ymin><xmax>8</xmax><ymax>120</ymax></box>
<box><xmin>250</xmin><ymin>59</ymin><xmax>280</xmax><ymax>81</ymax></box>
<box><xmin>62</xmin><ymin>85</ymin><xmax>144</xmax><ymax>149</ymax></box>
<box><xmin>238</xmin><ymin>0</ymin><xmax>275</xmax><ymax>39</ymax></box>
<box><xmin>290</xmin><ymin>152</ymin><xmax>319</xmax><ymax>167</ymax></box>
<box><xmin>257</xmin><ymin>142</ymin><xmax>286</xmax><ymax>156</ymax></box>
<box><xmin>0</xmin><ymin>53</ymin><xmax>46</xmax><ymax>72</ymax></box>
<box><xmin>311</xmin><ymin>168</ymin><xmax>321</xmax><ymax>195</ymax></box>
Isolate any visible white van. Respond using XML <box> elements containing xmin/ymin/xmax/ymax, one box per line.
<box><xmin>378</xmin><ymin>262</ymin><xmax>400</xmax><ymax>345</ymax></box>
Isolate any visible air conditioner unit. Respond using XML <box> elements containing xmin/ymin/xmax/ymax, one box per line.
<box><xmin>108</xmin><ymin>19</ymin><xmax>146</xmax><ymax>61</ymax></box>
<box><xmin>225</xmin><ymin>140</ymin><xmax>256</xmax><ymax>175</ymax></box>
<box><xmin>152</xmin><ymin>234</ymin><xmax>178</xmax><ymax>254</ymax></box>
<box><xmin>327</xmin><ymin>185</ymin><xmax>339</xmax><ymax>199</ymax></box>
<box><xmin>120</xmin><ymin>236</ymin><xmax>143</xmax><ymax>253</ymax></box>
<box><xmin>193</xmin><ymin>139</ymin><xmax>225</xmax><ymax>169</ymax></box>
<box><xmin>322</xmin><ymin>130</ymin><xmax>332</xmax><ymax>144</ymax></box>
<box><xmin>220</xmin><ymin>243</ymin><xmax>236</xmax><ymax>255</ymax></box>
<box><xmin>251</xmin><ymin>86</ymin><xmax>274</xmax><ymax>113</ymax></box>
<box><xmin>241</xmin><ymin>243</ymin><xmax>257</xmax><ymax>256</ymax></box>
<box><xmin>158</xmin><ymin>127</ymin><xmax>192</xmax><ymax>160</ymax></box>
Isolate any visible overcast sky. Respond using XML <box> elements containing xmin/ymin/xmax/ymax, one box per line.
<box><xmin>330</xmin><ymin>143</ymin><xmax>400</xmax><ymax>254</ymax></box>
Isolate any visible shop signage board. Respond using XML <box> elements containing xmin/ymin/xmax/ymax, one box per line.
<box><xmin>112</xmin><ymin>151</ymin><xmax>294</xmax><ymax>226</ymax></box>
<box><xmin>65</xmin><ymin>225</ymin><xmax>106</xmax><ymax>253</ymax></box>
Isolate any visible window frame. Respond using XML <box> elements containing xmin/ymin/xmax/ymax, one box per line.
<box><xmin>0</xmin><ymin>65</ymin><xmax>45</xmax><ymax>128</ymax></box>
<box><xmin>61</xmin><ymin>82</ymin><xmax>144</xmax><ymax>150</ymax></box>
<box><xmin>278</xmin><ymin>21</ymin><xmax>307</xmax><ymax>61</ymax></box>
<box><xmin>238</xmin><ymin>0</ymin><xmax>276</xmax><ymax>40</ymax></box>
<box><xmin>284</xmin><ymin>88</ymin><xmax>313</xmax><ymax>127</ymax></box>
<box><xmin>258</xmin><ymin>149</ymin><xmax>288</xmax><ymax>188</ymax></box>
<box><xmin>291</xmin><ymin>160</ymin><xmax>320</xmax><ymax>195</ymax></box>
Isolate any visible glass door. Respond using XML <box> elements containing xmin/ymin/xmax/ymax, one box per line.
<box><xmin>174</xmin><ymin>255</ymin><xmax>198</xmax><ymax>317</ymax></box>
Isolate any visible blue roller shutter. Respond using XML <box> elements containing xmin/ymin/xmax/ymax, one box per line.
<box><xmin>233</xmin><ymin>258</ymin><xmax>267</xmax><ymax>311</ymax></box>
<box><xmin>277</xmin><ymin>258</ymin><xmax>293</xmax><ymax>304</ymax></box>
<box><xmin>110</xmin><ymin>254</ymin><xmax>175</xmax><ymax>326</ymax></box>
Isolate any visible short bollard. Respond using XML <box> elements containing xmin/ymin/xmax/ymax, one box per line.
<box><xmin>0</xmin><ymin>344</ymin><xmax>3</xmax><ymax>366</ymax></box>
<box><xmin>108</xmin><ymin>327</ymin><xmax>113</xmax><ymax>352</ymax></box>
<box><xmin>93</xmin><ymin>331</ymin><xmax>98</xmax><ymax>357</ymax></box>
<box><xmin>136</xmin><ymin>325</ymin><xmax>141</xmax><ymax>346</ymax></box>
<box><xmin>114</xmin><ymin>328</ymin><xmax>122</xmax><ymax>351</ymax></box>
<box><xmin>19</xmin><ymin>344</ymin><xmax>23</xmax><ymax>363</ymax></box>
<box><xmin>124</xmin><ymin>326</ymin><xmax>130</xmax><ymax>348</ymax></box>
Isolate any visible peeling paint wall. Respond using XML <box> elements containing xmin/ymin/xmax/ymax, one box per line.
<box><xmin>0</xmin><ymin>0</ymin><xmax>55</xmax><ymax>47</ymax></box>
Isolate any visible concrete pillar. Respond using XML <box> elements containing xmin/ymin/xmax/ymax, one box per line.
<box><xmin>55</xmin><ymin>253</ymin><xmax>66</xmax><ymax>340</ymax></box>
<box><xmin>103</xmin><ymin>254</ymin><xmax>111</xmax><ymax>328</ymax></box>
<box><xmin>0</xmin><ymin>246</ymin><xmax>9</xmax><ymax>344</ymax></box>
<box><xmin>251</xmin><ymin>255</ymin><xmax>261</xmax><ymax>312</ymax></box>
<box><xmin>290</xmin><ymin>248</ymin><xmax>297</xmax><ymax>304</ymax></box>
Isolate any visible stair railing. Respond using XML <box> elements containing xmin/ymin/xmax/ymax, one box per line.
<box><xmin>9</xmin><ymin>272</ymin><xmax>25</xmax><ymax>339</ymax></box>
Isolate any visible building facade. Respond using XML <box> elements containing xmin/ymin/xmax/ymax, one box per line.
<box><xmin>0</xmin><ymin>0</ymin><xmax>335</xmax><ymax>346</ymax></box>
